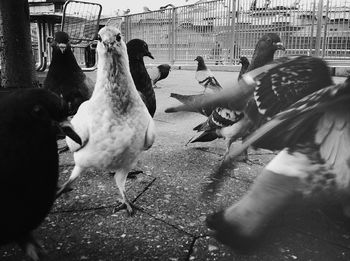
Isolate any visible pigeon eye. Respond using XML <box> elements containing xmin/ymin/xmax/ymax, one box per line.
<box><xmin>97</xmin><ymin>34</ymin><xmax>102</xmax><ymax>42</ymax></box>
<box><xmin>116</xmin><ymin>33</ymin><xmax>121</xmax><ymax>42</ymax></box>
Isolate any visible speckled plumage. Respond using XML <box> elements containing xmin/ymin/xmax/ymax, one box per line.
<box><xmin>203</xmin><ymin>56</ymin><xmax>335</xmax><ymax>196</ymax></box>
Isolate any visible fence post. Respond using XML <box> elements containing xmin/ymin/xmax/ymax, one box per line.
<box><xmin>167</xmin><ymin>9</ymin><xmax>175</xmax><ymax>63</ymax></box>
<box><xmin>170</xmin><ymin>7</ymin><xmax>177</xmax><ymax>64</ymax></box>
<box><xmin>123</xmin><ymin>16</ymin><xmax>130</xmax><ymax>42</ymax></box>
<box><xmin>229</xmin><ymin>0</ymin><xmax>237</xmax><ymax>63</ymax></box>
<box><xmin>309</xmin><ymin>1</ymin><xmax>316</xmax><ymax>55</ymax></box>
<box><xmin>314</xmin><ymin>0</ymin><xmax>324</xmax><ymax>57</ymax></box>
<box><xmin>321</xmin><ymin>0</ymin><xmax>330</xmax><ymax>58</ymax></box>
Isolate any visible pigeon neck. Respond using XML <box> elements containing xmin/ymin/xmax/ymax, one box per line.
<box><xmin>129</xmin><ymin>56</ymin><xmax>144</xmax><ymax>62</ymax></box>
<box><xmin>95</xmin><ymin>53</ymin><xmax>136</xmax><ymax>102</ymax></box>
<box><xmin>51</xmin><ymin>48</ymin><xmax>81</xmax><ymax>72</ymax></box>
<box><xmin>248</xmin><ymin>50</ymin><xmax>275</xmax><ymax>71</ymax></box>
<box><xmin>197</xmin><ymin>60</ymin><xmax>207</xmax><ymax>71</ymax></box>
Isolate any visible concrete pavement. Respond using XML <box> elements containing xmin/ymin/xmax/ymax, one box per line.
<box><xmin>1</xmin><ymin>69</ymin><xmax>350</xmax><ymax>261</ymax></box>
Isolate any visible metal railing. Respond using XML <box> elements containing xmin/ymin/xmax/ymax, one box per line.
<box><xmin>116</xmin><ymin>0</ymin><xmax>350</xmax><ymax>66</ymax></box>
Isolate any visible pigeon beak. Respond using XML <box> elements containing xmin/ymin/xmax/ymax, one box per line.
<box><xmin>146</xmin><ymin>51</ymin><xmax>154</xmax><ymax>59</ymax></box>
<box><xmin>58</xmin><ymin>119</ymin><xmax>82</xmax><ymax>145</ymax></box>
<box><xmin>58</xmin><ymin>43</ymin><xmax>67</xmax><ymax>53</ymax></box>
<box><xmin>275</xmin><ymin>42</ymin><xmax>285</xmax><ymax>51</ymax></box>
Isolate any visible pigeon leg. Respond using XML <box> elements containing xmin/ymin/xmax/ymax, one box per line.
<box><xmin>18</xmin><ymin>232</ymin><xmax>46</xmax><ymax>261</ymax></box>
<box><xmin>222</xmin><ymin>139</ymin><xmax>233</xmax><ymax>160</ymax></box>
<box><xmin>231</xmin><ymin>148</ymin><xmax>263</xmax><ymax>165</ymax></box>
<box><xmin>56</xmin><ymin>165</ymin><xmax>84</xmax><ymax>198</ymax></box>
<box><xmin>113</xmin><ymin>170</ymin><xmax>135</xmax><ymax>216</ymax></box>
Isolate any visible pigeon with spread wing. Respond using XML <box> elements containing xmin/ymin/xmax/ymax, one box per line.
<box><xmin>205</xmin><ymin>56</ymin><xmax>346</xmax><ymax>253</ymax></box>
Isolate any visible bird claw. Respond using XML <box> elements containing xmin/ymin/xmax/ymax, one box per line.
<box><xmin>127</xmin><ymin>170</ymin><xmax>143</xmax><ymax>179</ymax></box>
<box><xmin>243</xmin><ymin>158</ymin><xmax>264</xmax><ymax>166</ymax></box>
<box><xmin>113</xmin><ymin>201</ymin><xmax>137</xmax><ymax>216</ymax></box>
<box><xmin>55</xmin><ymin>185</ymin><xmax>73</xmax><ymax>199</ymax></box>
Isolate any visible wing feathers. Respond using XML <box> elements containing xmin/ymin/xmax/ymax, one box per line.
<box><xmin>317</xmin><ymin>109</ymin><xmax>350</xmax><ymax>189</ymax></box>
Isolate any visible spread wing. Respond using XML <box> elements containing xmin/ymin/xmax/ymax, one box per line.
<box><xmin>316</xmin><ymin>107</ymin><xmax>350</xmax><ymax>189</ymax></box>
<box><xmin>253</xmin><ymin>55</ymin><xmax>333</xmax><ymax>118</ymax></box>
<box><xmin>230</xmin><ymin>81</ymin><xmax>350</xmax><ymax>159</ymax></box>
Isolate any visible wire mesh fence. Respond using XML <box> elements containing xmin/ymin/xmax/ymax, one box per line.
<box><xmin>118</xmin><ymin>0</ymin><xmax>350</xmax><ymax>66</ymax></box>
<box><xmin>61</xmin><ymin>0</ymin><xmax>102</xmax><ymax>45</ymax></box>
<box><xmin>28</xmin><ymin>0</ymin><xmax>350</xmax><ymax>68</ymax></box>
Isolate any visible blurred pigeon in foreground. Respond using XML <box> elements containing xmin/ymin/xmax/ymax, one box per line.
<box><xmin>0</xmin><ymin>88</ymin><xmax>81</xmax><ymax>261</ymax></box>
<box><xmin>166</xmin><ymin>92</ymin><xmax>217</xmax><ymax>117</ymax></box>
<box><xmin>206</xmin><ymin>56</ymin><xmax>343</xmax><ymax>253</ymax></box>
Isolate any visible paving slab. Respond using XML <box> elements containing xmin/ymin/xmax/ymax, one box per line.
<box><xmin>1</xmin><ymin>208</ymin><xmax>192</xmax><ymax>261</ymax></box>
<box><xmin>1</xmin><ymin>69</ymin><xmax>350</xmax><ymax>261</ymax></box>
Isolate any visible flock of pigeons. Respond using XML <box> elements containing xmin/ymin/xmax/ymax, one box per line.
<box><xmin>1</xmin><ymin>25</ymin><xmax>350</xmax><ymax>260</ymax></box>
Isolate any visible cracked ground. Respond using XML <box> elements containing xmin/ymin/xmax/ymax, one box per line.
<box><xmin>1</xmin><ymin>70</ymin><xmax>350</xmax><ymax>261</ymax></box>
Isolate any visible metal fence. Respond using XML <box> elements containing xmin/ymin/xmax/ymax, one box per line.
<box><xmin>118</xmin><ymin>0</ymin><xmax>350</xmax><ymax>66</ymax></box>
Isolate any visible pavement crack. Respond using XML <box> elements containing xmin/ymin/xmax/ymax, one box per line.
<box><xmin>132</xmin><ymin>177</ymin><xmax>157</xmax><ymax>203</ymax></box>
<box><xmin>142</xmin><ymin>210</ymin><xmax>195</xmax><ymax>238</ymax></box>
<box><xmin>185</xmin><ymin>235</ymin><xmax>210</xmax><ymax>261</ymax></box>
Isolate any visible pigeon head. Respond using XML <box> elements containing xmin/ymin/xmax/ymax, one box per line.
<box><xmin>96</xmin><ymin>26</ymin><xmax>125</xmax><ymax>56</ymax></box>
<box><xmin>194</xmin><ymin>56</ymin><xmax>207</xmax><ymax>70</ymax></box>
<box><xmin>239</xmin><ymin>56</ymin><xmax>249</xmax><ymax>65</ymax></box>
<box><xmin>9</xmin><ymin>89</ymin><xmax>82</xmax><ymax>145</ymax></box>
<box><xmin>258</xmin><ymin>33</ymin><xmax>285</xmax><ymax>52</ymax></box>
<box><xmin>48</xmin><ymin>31</ymin><xmax>70</xmax><ymax>54</ymax></box>
<box><xmin>249</xmin><ymin>33</ymin><xmax>285</xmax><ymax>70</ymax></box>
<box><xmin>158</xmin><ymin>64</ymin><xmax>171</xmax><ymax>79</ymax></box>
<box><xmin>194</xmin><ymin>56</ymin><xmax>204</xmax><ymax>63</ymax></box>
<box><xmin>126</xmin><ymin>39</ymin><xmax>154</xmax><ymax>60</ymax></box>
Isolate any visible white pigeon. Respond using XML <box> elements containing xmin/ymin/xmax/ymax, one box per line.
<box><xmin>56</xmin><ymin>26</ymin><xmax>156</xmax><ymax>216</ymax></box>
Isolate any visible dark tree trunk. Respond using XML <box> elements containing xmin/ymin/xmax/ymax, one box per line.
<box><xmin>0</xmin><ymin>0</ymin><xmax>37</xmax><ymax>88</ymax></box>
